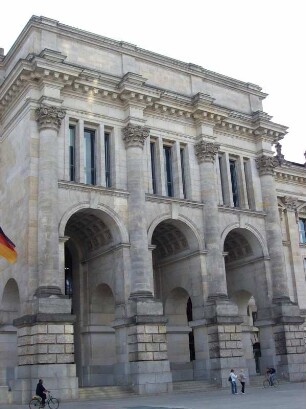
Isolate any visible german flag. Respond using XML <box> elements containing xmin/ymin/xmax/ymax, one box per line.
<box><xmin>0</xmin><ymin>227</ymin><xmax>17</xmax><ymax>264</ymax></box>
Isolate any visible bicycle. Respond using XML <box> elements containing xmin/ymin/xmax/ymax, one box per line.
<box><xmin>263</xmin><ymin>377</ymin><xmax>279</xmax><ymax>388</ymax></box>
<box><xmin>29</xmin><ymin>391</ymin><xmax>59</xmax><ymax>409</ymax></box>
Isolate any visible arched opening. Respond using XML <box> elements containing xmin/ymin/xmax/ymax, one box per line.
<box><xmin>224</xmin><ymin>228</ymin><xmax>268</xmax><ymax>376</ymax></box>
<box><xmin>64</xmin><ymin>208</ymin><xmax>124</xmax><ymax>387</ymax></box>
<box><xmin>0</xmin><ymin>279</ymin><xmax>20</xmax><ymax>388</ymax></box>
<box><xmin>150</xmin><ymin>218</ymin><xmax>203</xmax><ymax>381</ymax></box>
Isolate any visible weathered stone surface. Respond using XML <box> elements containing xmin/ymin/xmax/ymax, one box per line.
<box><xmin>0</xmin><ymin>15</ymin><xmax>305</xmax><ymax>405</ymax></box>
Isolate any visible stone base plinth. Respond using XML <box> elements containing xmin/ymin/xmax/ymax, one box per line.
<box><xmin>130</xmin><ymin>360</ymin><xmax>173</xmax><ymax>394</ymax></box>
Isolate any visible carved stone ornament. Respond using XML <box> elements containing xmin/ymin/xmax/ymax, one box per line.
<box><xmin>36</xmin><ymin>105</ymin><xmax>66</xmax><ymax>131</ymax></box>
<box><xmin>282</xmin><ymin>196</ymin><xmax>298</xmax><ymax>212</ymax></box>
<box><xmin>122</xmin><ymin>123</ymin><xmax>150</xmax><ymax>149</ymax></box>
<box><xmin>194</xmin><ymin>140</ymin><xmax>220</xmax><ymax>163</ymax></box>
<box><xmin>255</xmin><ymin>155</ymin><xmax>279</xmax><ymax>176</ymax></box>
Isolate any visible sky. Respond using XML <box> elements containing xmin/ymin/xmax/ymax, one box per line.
<box><xmin>1</xmin><ymin>0</ymin><xmax>305</xmax><ymax>164</ymax></box>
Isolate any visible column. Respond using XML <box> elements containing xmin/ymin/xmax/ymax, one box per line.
<box><xmin>120</xmin><ymin>123</ymin><xmax>172</xmax><ymax>394</ymax></box>
<box><xmin>255</xmin><ymin>155</ymin><xmax>290</xmax><ymax>301</ymax></box>
<box><xmin>122</xmin><ymin>123</ymin><xmax>153</xmax><ymax>298</ymax></box>
<box><xmin>36</xmin><ymin>105</ymin><xmax>66</xmax><ymax>295</ymax></box>
<box><xmin>194</xmin><ymin>139</ymin><xmax>227</xmax><ymax>298</ymax></box>
<box><xmin>256</xmin><ymin>156</ymin><xmax>305</xmax><ymax>382</ymax></box>
<box><xmin>195</xmin><ymin>138</ymin><xmax>244</xmax><ymax>386</ymax></box>
<box><xmin>12</xmin><ymin>105</ymin><xmax>78</xmax><ymax>404</ymax></box>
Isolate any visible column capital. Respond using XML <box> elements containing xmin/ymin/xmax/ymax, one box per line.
<box><xmin>195</xmin><ymin>140</ymin><xmax>220</xmax><ymax>163</ymax></box>
<box><xmin>36</xmin><ymin>105</ymin><xmax>66</xmax><ymax>131</ymax></box>
<box><xmin>122</xmin><ymin>123</ymin><xmax>150</xmax><ymax>149</ymax></box>
<box><xmin>255</xmin><ymin>155</ymin><xmax>279</xmax><ymax>176</ymax></box>
<box><xmin>282</xmin><ymin>196</ymin><xmax>299</xmax><ymax>212</ymax></box>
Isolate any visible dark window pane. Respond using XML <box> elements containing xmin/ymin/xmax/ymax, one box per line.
<box><xmin>84</xmin><ymin>129</ymin><xmax>96</xmax><ymax>185</ymax></box>
<box><xmin>105</xmin><ymin>132</ymin><xmax>111</xmax><ymax>187</ymax></box>
<box><xmin>150</xmin><ymin>142</ymin><xmax>157</xmax><ymax>194</ymax></box>
<box><xmin>229</xmin><ymin>159</ymin><xmax>239</xmax><ymax>207</ymax></box>
<box><xmin>180</xmin><ymin>148</ymin><xmax>186</xmax><ymax>198</ymax></box>
<box><xmin>69</xmin><ymin>125</ymin><xmax>76</xmax><ymax>181</ymax></box>
<box><xmin>299</xmin><ymin>219</ymin><xmax>306</xmax><ymax>243</ymax></box>
<box><xmin>163</xmin><ymin>146</ymin><xmax>173</xmax><ymax>197</ymax></box>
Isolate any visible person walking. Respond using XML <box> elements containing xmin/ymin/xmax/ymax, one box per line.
<box><xmin>238</xmin><ymin>368</ymin><xmax>246</xmax><ymax>394</ymax></box>
<box><xmin>229</xmin><ymin>369</ymin><xmax>238</xmax><ymax>395</ymax></box>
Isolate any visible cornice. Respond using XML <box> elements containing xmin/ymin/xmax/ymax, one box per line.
<box><xmin>0</xmin><ymin>50</ymin><xmax>288</xmax><ymax>145</ymax></box>
<box><xmin>145</xmin><ymin>194</ymin><xmax>204</xmax><ymax>209</ymax></box>
<box><xmin>275</xmin><ymin>170</ymin><xmax>306</xmax><ymax>186</ymax></box>
<box><xmin>217</xmin><ymin>205</ymin><xmax>266</xmax><ymax>218</ymax></box>
<box><xmin>58</xmin><ymin>180</ymin><xmax>129</xmax><ymax>198</ymax></box>
<box><xmin>6</xmin><ymin>16</ymin><xmax>267</xmax><ymax>101</ymax></box>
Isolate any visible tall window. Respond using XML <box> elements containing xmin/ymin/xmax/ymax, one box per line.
<box><xmin>180</xmin><ymin>147</ymin><xmax>187</xmax><ymax>199</ymax></box>
<box><xmin>150</xmin><ymin>141</ymin><xmax>157</xmax><ymax>194</ymax></box>
<box><xmin>163</xmin><ymin>145</ymin><xmax>173</xmax><ymax>197</ymax></box>
<box><xmin>218</xmin><ymin>156</ymin><xmax>225</xmax><ymax>204</ymax></box>
<box><xmin>299</xmin><ymin>218</ymin><xmax>306</xmax><ymax>244</ymax></box>
<box><xmin>69</xmin><ymin>125</ymin><xmax>76</xmax><ymax>181</ymax></box>
<box><xmin>84</xmin><ymin>128</ymin><xmax>96</xmax><ymax>185</ymax></box>
<box><xmin>104</xmin><ymin>132</ymin><xmax>111</xmax><ymax>187</ymax></box>
<box><xmin>229</xmin><ymin>159</ymin><xmax>239</xmax><ymax>207</ymax></box>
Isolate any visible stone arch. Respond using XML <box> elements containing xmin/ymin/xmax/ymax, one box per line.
<box><xmin>63</xmin><ymin>207</ymin><xmax>127</xmax><ymax>388</ymax></box>
<box><xmin>223</xmin><ymin>227</ymin><xmax>270</xmax><ymax>376</ymax></box>
<box><xmin>221</xmin><ymin>222</ymin><xmax>269</xmax><ymax>259</ymax></box>
<box><xmin>164</xmin><ymin>287</ymin><xmax>194</xmax><ymax>381</ymax></box>
<box><xmin>148</xmin><ymin>213</ymin><xmax>204</xmax><ymax>253</ymax></box>
<box><xmin>0</xmin><ymin>278</ymin><xmax>20</xmax><ymax>388</ymax></box>
<box><xmin>59</xmin><ymin>202</ymin><xmax>129</xmax><ymax>244</ymax></box>
<box><xmin>1</xmin><ymin>278</ymin><xmax>20</xmax><ymax>323</ymax></box>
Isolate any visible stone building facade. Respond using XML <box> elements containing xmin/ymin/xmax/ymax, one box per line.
<box><xmin>0</xmin><ymin>16</ymin><xmax>306</xmax><ymax>404</ymax></box>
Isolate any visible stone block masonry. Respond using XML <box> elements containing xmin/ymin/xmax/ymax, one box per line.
<box><xmin>17</xmin><ymin>323</ymin><xmax>74</xmax><ymax>365</ymax></box>
<box><xmin>208</xmin><ymin>325</ymin><xmax>243</xmax><ymax>359</ymax></box>
<box><xmin>128</xmin><ymin>324</ymin><xmax>168</xmax><ymax>361</ymax></box>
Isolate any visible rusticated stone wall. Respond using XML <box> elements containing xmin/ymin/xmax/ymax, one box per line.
<box><xmin>17</xmin><ymin>323</ymin><xmax>74</xmax><ymax>365</ymax></box>
<box><xmin>128</xmin><ymin>324</ymin><xmax>168</xmax><ymax>361</ymax></box>
<box><xmin>208</xmin><ymin>325</ymin><xmax>243</xmax><ymax>358</ymax></box>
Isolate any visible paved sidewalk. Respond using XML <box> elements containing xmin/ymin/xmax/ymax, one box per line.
<box><xmin>1</xmin><ymin>382</ymin><xmax>305</xmax><ymax>409</ymax></box>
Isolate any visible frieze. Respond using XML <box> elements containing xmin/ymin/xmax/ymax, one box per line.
<box><xmin>194</xmin><ymin>140</ymin><xmax>220</xmax><ymax>163</ymax></box>
<box><xmin>122</xmin><ymin>123</ymin><xmax>150</xmax><ymax>148</ymax></box>
<box><xmin>36</xmin><ymin>105</ymin><xmax>66</xmax><ymax>131</ymax></box>
<box><xmin>255</xmin><ymin>155</ymin><xmax>280</xmax><ymax>176</ymax></box>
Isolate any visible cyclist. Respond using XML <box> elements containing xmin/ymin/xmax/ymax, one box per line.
<box><xmin>36</xmin><ymin>379</ymin><xmax>49</xmax><ymax>408</ymax></box>
<box><xmin>266</xmin><ymin>367</ymin><xmax>276</xmax><ymax>386</ymax></box>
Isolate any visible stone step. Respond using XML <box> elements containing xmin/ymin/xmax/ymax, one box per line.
<box><xmin>249</xmin><ymin>375</ymin><xmax>265</xmax><ymax>386</ymax></box>
<box><xmin>173</xmin><ymin>380</ymin><xmax>217</xmax><ymax>392</ymax></box>
<box><xmin>78</xmin><ymin>386</ymin><xmax>136</xmax><ymax>400</ymax></box>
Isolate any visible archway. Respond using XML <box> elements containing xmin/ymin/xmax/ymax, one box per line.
<box><xmin>224</xmin><ymin>227</ymin><xmax>269</xmax><ymax>376</ymax></box>
<box><xmin>0</xmin><ymin>279</ymin><xmax>20</xmax><ymax>388</ymax></box>
<box><xmin>150</xmin><ymin>218</ymin><xmax>203</xmax><ymax>381</ymax></box>
<box><xmin>63</xmin><ymin>208</ymin><xmax>125</xmax><ymax>387</ymax></box>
